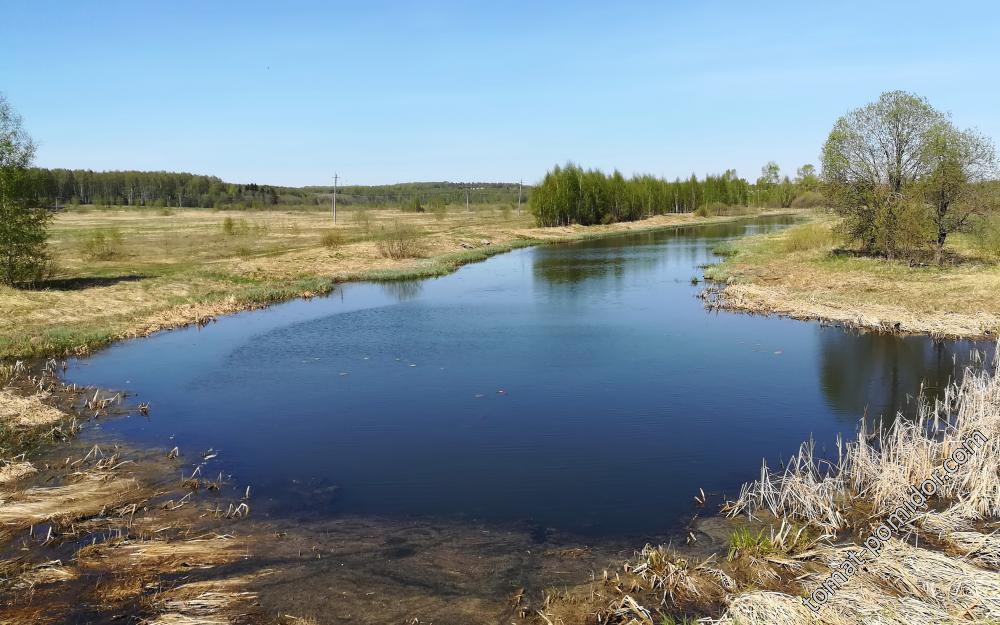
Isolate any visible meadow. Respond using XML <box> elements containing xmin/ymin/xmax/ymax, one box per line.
<box><xmin>0</xmin><ymin>203</ymin><xmax>771</xmax><ymax>359</ymax></box>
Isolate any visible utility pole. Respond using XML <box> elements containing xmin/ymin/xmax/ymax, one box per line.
<box><xmin>332</xmin><ymin>173</ymin><xmax>338</xmax><ymax>223</ymax></box>
<box><xmin>517</xmin><ymin>179</ymin><xmax>522</xmax><ymax>216</ymax></box>
<box><xmin>465</xmin><ymin>187</ymin><xmax>470</xmax><ymax>212</ymax></box>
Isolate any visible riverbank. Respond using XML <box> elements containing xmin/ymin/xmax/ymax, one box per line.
<box><xmin>541</xmin><ymin>352</ymin><xmax>1000</xmax><ymax>624</ymax></box>
<box><xmin>0</xmin><ymin>206</ymin><xmax>788</xmax><ymax>359</ymax></box>
<box><xmin>703</xmin><ymin>214</ymin><xmax>1000</xmax><ymax>339</ymax></box>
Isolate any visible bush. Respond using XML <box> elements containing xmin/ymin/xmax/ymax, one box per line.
<box><xmin>80</xmin><ymin>228</ymin><xmax>124</xmax><ymax>261</ymax></box>
<box><xmin>221</xmin><ymin>217</ymin><xmax>266</xmax><ymax>237</ymax></box>
<box><xmin>781</xmin><ymin>222</ymin><xmax>839</xmax><ymax>252</ymax></box>
<box><xmin>971</xmin><ymin>217</ymin><xmax>1000</xmax><ymax>260</ymax></box>
<box><xmin>791</xmin><ymin>191</ymin><xmax>825</xmax><ymax>208</ymax></box>
<box><xmin>402</xmin><ymin>197</ymin><xmax>424</xmax><ymax>213</ymax></box>
<box><xmin>319</xmin><ymin>229</ymin><xmax>343</xmax><ymax>249</ymax></box>
<box><xmin>376</xmin><ymin>221</ymin><xmax>425</xmax><ymax>259</ymax></box>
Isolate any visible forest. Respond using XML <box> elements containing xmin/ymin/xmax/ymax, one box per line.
<box><xmin>528</xmin><ymin>163</ymin><xmax>819</xmax><ymax>227</ymax></box>
<box><xmin>25</xmin><ymin>168</ymin><xmax>528</xmax><ymax>210</ymax></box>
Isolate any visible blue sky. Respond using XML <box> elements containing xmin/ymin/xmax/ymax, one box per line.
<box><xmin>3</xmin><ymin>1</ymin><xmax>998</xmax><ymax>186</ymax></box>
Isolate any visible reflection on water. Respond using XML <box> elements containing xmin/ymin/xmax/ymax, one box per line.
<box><xmin>818</xmin><ymin>331</ymin><xmax>991</xmax><ymax>423</ymax></box>
<box><xmin>379</xmin><ymin>279</ymin><xmax>423</xmax><ymax>302</ymax></box>
<box><xmin>65</xmin><ymin>215</ymin><xmax>994</xmax><ymax>539</ymax></box>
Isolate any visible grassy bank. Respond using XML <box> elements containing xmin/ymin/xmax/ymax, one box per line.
<box><xmin>704</xmin><ymin>213</ymin><xmax>1000</xmax><ymax>338</ymax></box>
<box><xmin>0</xmin><ymin>205</ymin><xmax>784</xmax><ymax>359</ymax></box>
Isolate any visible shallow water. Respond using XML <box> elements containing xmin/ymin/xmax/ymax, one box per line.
<box><xmin>67</xmin><ymin>216</ymin><xmax>991</xmax><ymax>539</ymax></box>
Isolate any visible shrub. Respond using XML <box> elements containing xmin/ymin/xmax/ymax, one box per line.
<box><xmin>376</xmin><ymin>221</ymin><xmax>424</xmax><ymax>259</ymax></box>
<box><xmin>80</xmin><ymin>228</ymin><xmax>124</xmax><ymax>261</ymax></box>
<box><xmin>221</xmin><ymin>217</ymin><xmax>266</xmax><ymax>237</ymax></box>
<box><xmin>319</xmin><ymin>229</ymin><xmax>342</xmax><ymax>249</ymax></box>
<box><xmin>402</xmin><ymin>197</ymin><xmax>424</xmax><ymax>213</ymax></box>
<box><xmin>791</xmin><ymin>191</ymin><xmax>825</xmax><ymax>208</ymax></box>
<box><xmin>781</xmin><ymin>222</ymin><xmax>839</xmax><ymax>252</ymax></box>
<box><xmin>971</xmin><ymin>216</ymin><xmax>1000</xmax><ymax>260</ymax></box>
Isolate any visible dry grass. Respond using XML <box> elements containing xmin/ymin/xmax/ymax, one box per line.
<box><xmin>568</xmin><ymin>350</ymin><xmax>1000</xmax><ymax>625</ymax></box>
<box><xmin>0</xmin><ymin>474</ymin><xmax>140</xmax><ymax>530</ymax></box>
<box><xmin>705</xmin><ymin>214</ymin><xmax>1000</xmax><ymax>338</ymax></box>
<box><xmin>0</xmin><ymin>461</ymin><xmax>36</xmax><ymax>484</ymax></box>
<box><xmin>0</xmin><ymin>391</ymin><xmax>64</xmax><ymax>428</ymax></box>
<box><xmin>0</xmin><ymin>206</ymin><xmax>782</xmax><ymax>358</ymax></box>
<box><xmin>724</xmin><ymin>352</ymin><xmax>1000</xmax><ymax>531</ymax></box>
<box><xmin>77</xmin><ymin>534</ymin><xmax>248</xmax><ymax>573</ymax></box>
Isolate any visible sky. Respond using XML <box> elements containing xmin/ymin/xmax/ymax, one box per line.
<box><xmin>2</xmin><ymin>1</ymin><xmax>999</xmax><ymax>187</ymax></box>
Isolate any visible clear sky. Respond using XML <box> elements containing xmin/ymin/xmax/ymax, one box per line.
<box><xmin>3</xmin><ymin>1</ymin><xmax>999</xmax><ymax>187</ymax></box>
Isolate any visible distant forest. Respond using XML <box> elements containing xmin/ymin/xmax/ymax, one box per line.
<box><xmin>25</xmin><ymin>164</ymin><xmax>821</xmax><ymax>225</ymax></box>
<box><xmin>26</xmin><ymin>168</ymin><xmax>529</xmax><ymax>209</ymax></box>
<box><xmin>529</xmin><ymin>163</ymin><xmax>821</xmax><ymax>226</ymax></box>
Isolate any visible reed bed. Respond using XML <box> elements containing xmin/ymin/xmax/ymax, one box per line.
<box><xmin>578</xmin><ymin>351</ymin><xmax>1000</xmax><ymax>625</ymax></box>
<box><xmin>724</xmin><ymin>355</ymin><xmax>1000</xmax><ymax>531</ymax></box>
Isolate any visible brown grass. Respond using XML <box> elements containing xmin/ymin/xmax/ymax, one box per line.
<box><xmin>1</xmin><ymin>206</ymin><xmax>783</xmax><ymax>358</ymax></box>
<box><xmin>77</xmin><ymin>534</ymin><xmax>248</xmax><ymax>573</ymax></box>
<box><xmin>0</xmin><ymin>391</ymin><xmax>65</xmax><ymax>428</ymax></box>
<box><xmin>705</xmin><ymin>214</ymin><xmax>1000</xmax><ymax>338</ymax></box>
<box><xmin>0</xmin><ymin>474</ymin><xmax>140</xmax><ymax>530</ymax></box>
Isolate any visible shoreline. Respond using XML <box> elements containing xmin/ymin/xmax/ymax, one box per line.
<box><xmin>1</xmin><ymin>209</ymin><xmax>794</xmax><ymax>360</ymax></box>
<box><xmin>701</xmin><ymin>282</ymin><xmax>999</xmax><ymax>340</ymax></box>
<box><xmin>702</xmin><ymin>215</ymin><xmax>1000</xmax><ymax>341</ymax></box>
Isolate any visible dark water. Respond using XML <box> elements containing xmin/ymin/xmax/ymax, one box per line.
<box><xmin>66</xmin><ymin>216</ymin><xmax>991</xmax><ymax>537</ymax></box>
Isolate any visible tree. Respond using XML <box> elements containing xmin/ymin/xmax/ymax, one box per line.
<box><xmin>795</xmin><ymin>164</ymin><xmax>820</xmax><ymax>192</ymax></box>
<box><xmin>917</xmin><ymin>123</ymin><xmax>998</xmax><ymax>263</ymax></box>
<box><xmin>0</xmin><ymin>94</ymin><xmax>50</xmax><ymax>287</ymax></box>
<box><xmin>822</xmin><ymin>91</ymin><xmax>944</xmax><ymax>257</ymax></box>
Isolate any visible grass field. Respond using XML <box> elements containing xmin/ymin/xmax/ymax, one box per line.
<box><xmin>1</xmin><ymin>204</ymin><xmax>771</xmax><ymax>359</ymax></box>
<box><xmin>705</xmin><ymin>212</ymin><xmax>1000</xmax><ymax>338</ymax></box>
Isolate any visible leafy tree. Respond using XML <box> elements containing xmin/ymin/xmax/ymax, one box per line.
<box><xmin>916</xmin><ymin>122</ymin><xmax>998</xmax><ymax>263</ymax></box>
<box><xmin>822</xmin><ymin>91</ymin><xmax>945</xmax><ymax>258</ymax></box>
<box><xmin>0</xmin><ymin>94</ymin><xmax>50</xmax><ymax>287</ymax></box>
<box><xmin>795</xmin><ymin>164</ymin><xmax>820</xmax><ymax>192</ymax></box>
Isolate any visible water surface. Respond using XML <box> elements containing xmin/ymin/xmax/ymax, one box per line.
<box><xmin>67</xmin><ymin>217</ymin><xmax>990</xmax><ymax>537</ymax></box>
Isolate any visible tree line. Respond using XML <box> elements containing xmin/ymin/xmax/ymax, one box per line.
<box><xmin>27</xmin><ymin>169</ymin><xmax>530</xmax><ymax>210</ymax></box>
<box><xmin>528</xmin><ymin>164</ymin><xmax>818</xmax><ymax>227</ymax></box>
<box><xmin>29</xmin><ymin>168</ymin><xmax>284</xmax><ymax>209</ymax></box>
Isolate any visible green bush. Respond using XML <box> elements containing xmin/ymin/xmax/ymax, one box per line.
<box><xmin>80</xmin><ymin>228</ymin><xmax>124</xmax><ymax>261</ymax></box>
<box><xmin>972</xmin><ymin>217</ymin><xmax>1000</xmax><ymax>260</ymax></box>
<box><xmin>781</xmin><ymin>222</ymin><xmax>839</xmax><ymax>252</ymax></box>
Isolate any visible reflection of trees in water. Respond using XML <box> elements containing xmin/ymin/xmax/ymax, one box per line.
<box><xmin>378</xmin><ymin>280</ymin><xmax>423</xmax><ymax>302</ymax></box>
<box><xmin>530</xmin><ymin>216</ymin><xmax>798</xmax><ymax>293</ymax></box>
<box><xmin>818</xmin><ymin>329</ymin><xmax>992</xmax><ymax>424</ymax></box>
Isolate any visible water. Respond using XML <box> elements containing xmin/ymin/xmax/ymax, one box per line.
<box><xmin>66</xmin><ymin>216</ymin><xmax>990</xmax><ymax>538</ymax></box>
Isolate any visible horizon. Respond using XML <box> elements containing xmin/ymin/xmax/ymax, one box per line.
<box><xmin>4</xmin><ymin>1</ymin><xmax>999</xmax><ymax>187</ymax></box>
